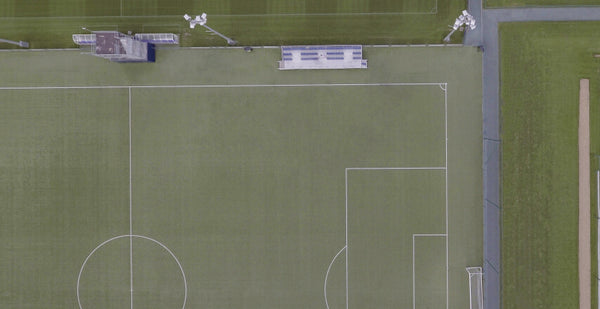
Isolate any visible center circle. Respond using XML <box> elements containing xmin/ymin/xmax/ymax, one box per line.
<box><xmin>76</xmin><ymin>235</ymin><xmax>187</xmax><ymax>309</ymax></box>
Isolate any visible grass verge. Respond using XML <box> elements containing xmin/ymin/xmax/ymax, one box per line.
<box><xmin>500</xmin><ymin>21</ymin><xmax>600</xmax><ymax>309</ymax></box>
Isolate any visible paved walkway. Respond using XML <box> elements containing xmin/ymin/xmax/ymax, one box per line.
<box><xmin>463</xmin><ymin>4</ymin><xmax>600</xmax><ymax>309</ymax></box>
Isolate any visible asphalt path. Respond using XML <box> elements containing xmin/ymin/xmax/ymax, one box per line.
<box><xmin>463</xmin><ymin>4</ymin><xmax>600</xmax><ymax>309</ymax></box>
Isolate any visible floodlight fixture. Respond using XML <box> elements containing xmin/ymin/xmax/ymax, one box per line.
<box><xmin>444</xmin><ymin>10</ymin><xmax>476</xmax><ymax>42</ymax></box>
<box><xmin>184</xmin><ymin>12</ymin><xmax>237</xmax><ymax>45</ymax></box>
<box><xmin>184</xmin><ymin>13</ymin><xmax>207</xmax><ymax>28</ymax></box>
<box><xmin>197</xmin><ymin>13</ymin><xmax>207</xmax><ymax>26</ymax></box>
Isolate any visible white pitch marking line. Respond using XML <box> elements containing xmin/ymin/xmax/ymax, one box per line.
<box><xmin>346</xmin><ymin>167</ymin><xmax>445</xmax><ymax>171</ymax></box>
<box><xmin>597</xmin><ymin>170</ymin><xmax>600</xmax><ymax>309</ymax></box>
<box><xmin>0</xmin><ymin>82</ymin><xmax>448</xmax><ymax>91</ymax></box>
<box><xmin>324</xmin><ymin>246</ymin><xmax>347</xmax><ymax>309</ymax></box>
<box><xmin>128</xmin><ymin>87</ymin><xmax>133</xmax><ymax>309</ymax></box>
<box><xmin>344</xmin><ymin>85</ymin><xmax>448</xmax><ymax>309</ymax></box>
<box><xmin>345</xmin><ymin>168</ymin><xmax>349</xmax><ymax>309</ymax></box>
<box><xmin>199</xmin><ymin>11</ymin><xmax>438</xmax><ymax>17</ymax></box>
<box><xmin>67</xmin><ymin>81</ymin><xmax>447</xmax><ymax>309</ymax></box>
<box><xmin>57</xmin><ymin>81</ymin><xmax>445</xmax><ymax>309</ymax></box>
<box><xmin>0</xmin><ymin>45</ymin><xmax>461</xmax><ymax>53</ymax></box>
<box><xmin>597</xmin><ymin>170</ymin><xmax>600</xmax><ymax>308</ymax></box>
<box><xmin>413</xmin><ymin>234</ymin><xmax>447</xmax><ymax>237</ymax></box>
<box><xmin>412</xmin><ymin>234</ymin><xmax>447</xmax><ymax>309</ymax></box>
<box><xmin>444</xmin><ymin>83</ymin><xmax>449</xmax><ymax>309</ymax></box>
<box><xmin>76</xmin><ymin>234</ymin><xmax>188</xmax><ymax>309</ymax></box>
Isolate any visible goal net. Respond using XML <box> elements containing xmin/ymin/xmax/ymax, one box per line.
<box><xmin>466</xmin><ymin>267</ymin><xmax>483</xmax><ymax>309</ymax></box>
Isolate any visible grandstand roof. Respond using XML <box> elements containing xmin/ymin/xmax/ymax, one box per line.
<box><xmin>279</xmin><ymin>45</ymin><xmax>367</xmax><ymax>70</ymax></box>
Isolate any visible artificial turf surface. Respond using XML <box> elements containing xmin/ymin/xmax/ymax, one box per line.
<box><xmin>500</xmin><ymin>21</ymin><xmax>600</xmax><ymax>309</ymax></box>
<box><xmin>0</xmin><ymin>0</ymin><xmax>466</xmax><ymax>48</ymax></box>
<box><xmin>0</xmin><ymin>46</ymin><xmax>483</xmax><ymax>309</ymax></box>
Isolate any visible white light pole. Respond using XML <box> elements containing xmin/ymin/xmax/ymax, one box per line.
<box><xmin>184</xmin><ymin>13</ymin><xmax>237</xmax><ymax>45</ymax></box>
<box><xmin>0</xmin><ymin>37</ymin><xmax>29</xmax><ymax>48</ymax></box>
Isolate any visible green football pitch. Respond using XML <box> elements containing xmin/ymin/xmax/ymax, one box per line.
<box><xmin>0</xmin><ymin>46</ymin><xmax>482</xmax><ymax>308</ymax></box>
<box><xmin>0</xmin><ymin>0</ymin><xmax>467</xmax><ymax>47</ymax></box>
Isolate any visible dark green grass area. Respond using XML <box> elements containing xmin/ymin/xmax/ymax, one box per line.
<box><xmin>500</xmin><ymin>21</ymin><xmax>600</xmax><ymax>309</ymax></box>
<box><xmin>0</xmin><ymin>0</ymin><xmax>121</xmax><ymax>17</ymax></box>
<box><xmin>0</xmin><ymin>46</ymin><xmax>482</xmax><ymax>309</ymax></box>
<box><xmin>1</xmin><ymin>0</ymin><xmax>437</xmax><ymax>17</ymax></box>
<box><xmin>0</xmin><ymin>0</ymin><xmax>465</xmax><ymax>48</ymax></box>
<box><xmin>486</xmin><ymin>0</ymin><xmax>600</xmax><ymax>7</ymax></box>
<box><xmin>125</xmin><ymin>0</ymin><xmax>437</xmax><ymax>15</ymax></box>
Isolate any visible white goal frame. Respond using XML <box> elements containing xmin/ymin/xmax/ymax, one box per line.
<box><xmin>466</xmin><ymin>267</ymin><xmax>483</xmax><ymax>309</ymax></box>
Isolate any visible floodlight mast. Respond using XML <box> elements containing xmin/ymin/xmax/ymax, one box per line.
<box><xmin>184</xmin><ymin>13</ymin><xmax>237</xmax><ymax>45</ymax></box>
<box><xmin>0</xmin><ymin>38</ymin><xmax>29</xmax><ymax>48</ymax></box>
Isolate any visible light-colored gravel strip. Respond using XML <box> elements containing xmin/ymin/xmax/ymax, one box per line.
<box><xmin>580</xmin><ymin>78</ymin><xmax>591</xmax><ymax>309</ymax></box>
